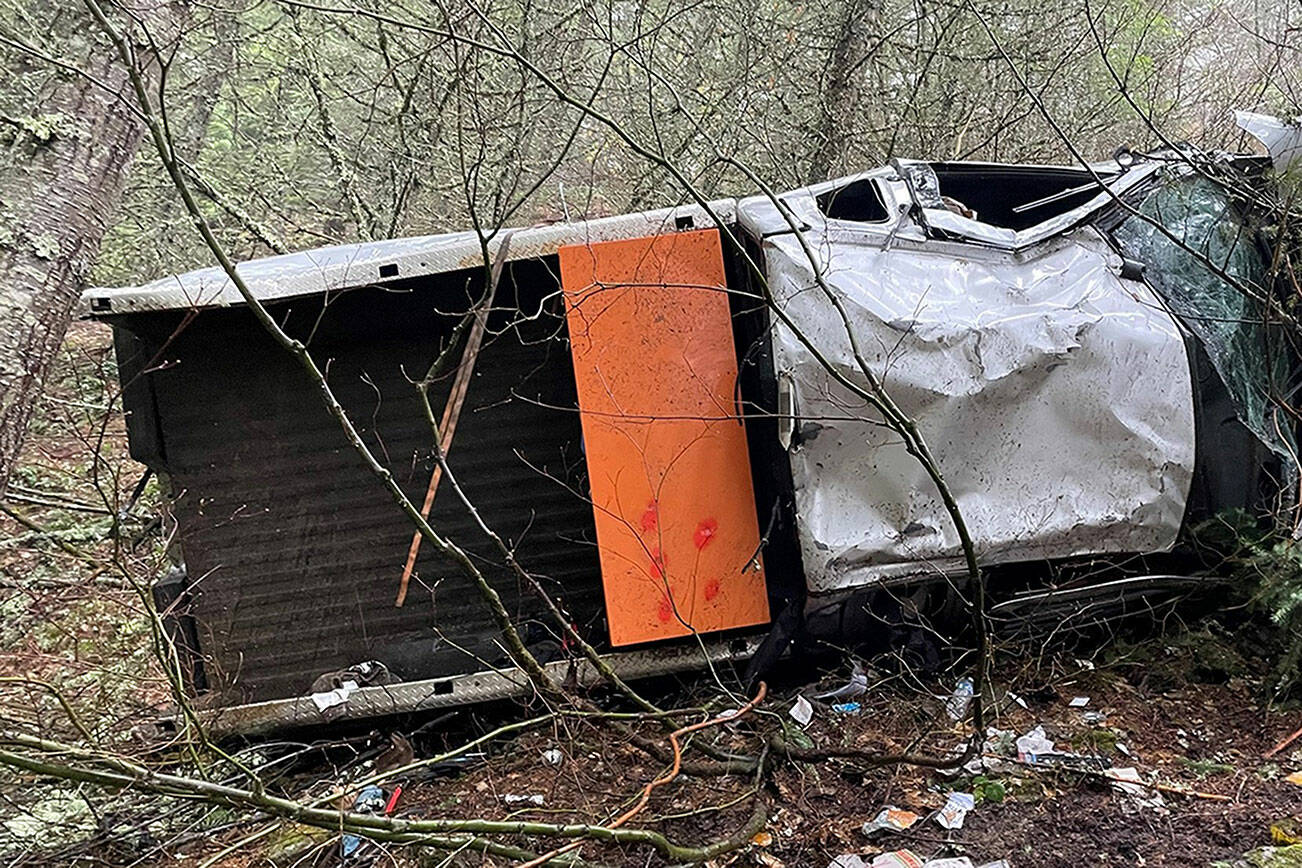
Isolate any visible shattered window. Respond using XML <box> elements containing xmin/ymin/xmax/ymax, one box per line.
<box><xmin>1112</xmin><ymin>175</ymin><xmax>1296</xmax><ymax>480</ymax></box>
<box><xmin>928</xmin><ymin>164</ymin><xmax>1113</xmax><ymax>230</ymax></box>
<box><xmin>817</xmin><ymin>178</ymin><xmax>890</xmax><ymax>222</ymax></box>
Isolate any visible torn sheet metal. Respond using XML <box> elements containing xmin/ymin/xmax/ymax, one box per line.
<box><xmin>1235</xmin><ymin>111</ymin><xmax>1302</xmax><ymax>170</ymax></box>
<box><xmin>750</xmin><ymin>219</ymin><xmax>1195</xmax><ymax>591</ymax></box>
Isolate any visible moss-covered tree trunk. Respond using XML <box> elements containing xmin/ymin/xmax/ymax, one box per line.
<box><xmin>0</xmin><ymin>0</ymin><xmax>184</xmax><ymax>496</ymax></box>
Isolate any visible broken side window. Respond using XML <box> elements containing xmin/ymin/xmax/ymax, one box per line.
<box><xmin>926</xmin><ymin>163</ymin><xmax>1111</xmax><ymax>230</ymax></box>
<box><xmin>816</xmin><ymin>178</ymin><xmax>890</xmax><ymax>223</ymax></box>
<box><xmin>1112</xmin><ymin>175</ymin><xmax>1297</xmax><ymax>489</ymax></box>
<box><xmin>889</xmin><ymin>159</ymin><xmax>1133</xmax><ymax>248</ymax></box>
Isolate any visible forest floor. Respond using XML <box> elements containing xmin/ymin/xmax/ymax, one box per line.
<box><xmin>5</xmin><ymin>324</ymin><xmax>1302</xmax><ymax>868</ymax></box>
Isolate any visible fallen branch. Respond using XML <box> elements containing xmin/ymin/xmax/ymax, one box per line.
<box><xmin>519</xmin><ymin>682</ymin><xmax>768</xmax><ymax>867</ymax></box>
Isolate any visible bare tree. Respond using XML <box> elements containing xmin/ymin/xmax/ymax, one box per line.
<box><xmin>0</xmin><ymin>0</ymin><xmax>186</xmax><ymax>496</ymax></box>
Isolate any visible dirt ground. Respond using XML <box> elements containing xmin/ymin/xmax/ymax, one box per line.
<box><xmin>102</xmin><ymin>634</ymin><xmax>1302</xmax><ymax>868</ymax></box>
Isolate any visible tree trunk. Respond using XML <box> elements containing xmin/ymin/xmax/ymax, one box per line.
<box><xmin>807</xmin><ymin>0</ymin><xmax>879</xmax><ymax>182</ymax></box>
<box><xmin>0</xmin><ymin>0</ymin><xmax>185</xmax><ymax>497</ymax></box>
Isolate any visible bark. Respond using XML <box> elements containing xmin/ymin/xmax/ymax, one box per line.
<box><xmin>0</xmin><ymin>0</ymin><xmax>186</xmax><ymax>497</ymax></box>
<box><xmin>807</xmin><ymin>0</ymin><xmax>879</xmax><ymax>182</ymax></box>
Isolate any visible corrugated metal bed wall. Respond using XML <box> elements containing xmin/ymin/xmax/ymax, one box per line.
<box><xmin>109</xmin><ymin>258</ymin><xmax>607</xmax><ymax>704</ymax></box>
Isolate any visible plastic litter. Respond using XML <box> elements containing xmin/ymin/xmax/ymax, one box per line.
<box><xmin>1081</xmin><ymin>711</ymin><xmax>1107</xmax><ymax>726</ymax></box>
<box><xmin>1068</xmin><ymin>696</ymin><xmax>1090</xmax><ymax>707</ymax></box>
<box><xmin>871</xmin><ymin>851</ymin><xmax>926</xmax><ymax>868</ymax></box>
<box><xmin>1285</xmin><ymin>770</ymin><xmax>1302</xmax><ymax>786</ymax></box>
<box><xmin>814</xmin><ymin>662</ymin><xmax>870</xmax><ymax>702</ymax></box>
<box><xmin>502</xmin><ymin>793</ymin><xmax>545</xmax><ymax>806</ymax></box>
<box><xmin>790</xmin><ymin>696</ymin><xmax>814</xmax><ymax>726</ymax></box>
<box><xmin>1015</xmin><ymin>725</ymin><xmax>1054</xmax><ymax>760</ymax></box>
<box><xmin>862</xmin><ymin>807</ymin><xmax>921</xmax><ymax>836</ymax></box>
<box><xmin>828</xmin><ymin>856</ymin><xmax>870</xmax><ymax>868</ymax></box>
<box><xmin>922</xmin><ymin>859</ymin><xmax>973</xmax><ymax>868</ymax></box>
<box><xmin>310</xmin><ymin>679</ymin><xmax>358</xmax><ymax>713</ymax></box>
<box><xmin>935</xmin><ymin>792</ymin><xmax>975</xmax><ymax>830</ymax></box>
<box><xmin>1023</xmin><ymin>751</ymin><xmax>1111</xmax><ymax>771</ymax></box>
<box><xmin>946</xmin><ymin>678</ymin><xmax>975</xmax><ymax>721</ymax></box>
<box><xmin>340</xmin><ymin>785</ymin><xmax>387</xmax><ymax>857</ymax></box>
<box><xmin>1105</xmin><ymin>767</ymin><xmax>1166</xmax><ymax>810</ymax></box>
<box><xmin>832</xmin><ymin>701</ymin><xmax>863</xmax><ymax>714</ymax></box>
<box><xmin>541</xmin><ymin>748</ymin><xmax>564</xmax><ymax>766</ymax></box>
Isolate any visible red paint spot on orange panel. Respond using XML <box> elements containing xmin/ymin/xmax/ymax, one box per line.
<box><xmin>640</xmin><ymin>501</ymin><xmax>658</xmax><ymax>532</ymax></box>
<box><xmin>559</xmin><ymin>229</ymin><xmax>770</xmax><ymax>645</ymax></box>
<box><xmin>693</xmin><ymin>518</ymin><xmax>719</xmax><ymax>550</ymax></box>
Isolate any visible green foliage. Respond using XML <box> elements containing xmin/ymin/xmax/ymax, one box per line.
<box><xmin>971</xmin><ymin>775</ymin><xmax>1006</xmax><ymax>805</ymax></box>
<box><xmin>1193</xmin><ymin>510</ymin><xmax>1302</xmax><ymax>697</ymax></box>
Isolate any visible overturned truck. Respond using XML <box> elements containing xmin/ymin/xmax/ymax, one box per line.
<box><xmin>84</xmin><ymin>120</ymin><xmax>1299</xmax><ymax>733</ymax></box>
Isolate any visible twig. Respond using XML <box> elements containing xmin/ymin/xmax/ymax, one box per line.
<box><xmin>518</xmin><ymin>682</ymin><xmax>768</xmax><ymax>867</ymax></box>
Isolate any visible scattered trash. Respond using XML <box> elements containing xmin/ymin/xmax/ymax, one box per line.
<box><xmin>1023</xmin><ymin>751</ymin><xmax>1112</xmax><ymax>771</ymax></box>
<box><xmin>828</xmin><ymin>855</ymin><xmax>870</xmax><ymax>868</ymax></box>
<box><xmin>1015</xmin><ymin>725</ymin><xmax>1054</xmax><ymax>760</ymax></box>
<box><xmin>870</xmin><ymin>851</ymin><xmax>926</xmax><ymax>868</ymax></box>
<box><xmin>814</xmin><ymin>662</ymin><xmax>870</xmax><ymax>702</ymax></box>
<box><xmin>311</xmin><ymin>659</ymin><xmax>393</xmax><ymax>694</ymax></box>
<box><xmin>502</xmin><ymin>793</ymin><xmax>545</xmax><ymax>806</ymax></box>
<box><xmin>310</xmin><ymin>679</ymin><xmax>358</xmax><ymax>714</ymax></box>
<box><xmin>1075</xmin><ymin>658</ymin><xmax>1096</xmax><ymax>671</ymax></box>
<box><xmin>752</xmin><ymin>831</ymin><xmax>774</xmax><ymax>847</ymax></box>
<box><xmin>340</xmin><ymin>785</ymin><xmax>388</xmax><ymax>858</ymax></box>
<box><xmin>1006</xmin><ymin>691</ymin><xmax>1028</xmax><ymax>710</ymax></box>
<box><xmin>541</xmin><ymin>748</ymin><xmax>564</xmax><ymax>766</ymax></box>
<box><xmin>946</xmin><ymin>678</ymin><xmax>975</xmax><ymax>721</ymax></box>
<box><xmin>1082</xmin><ymin>711</ymin><xmax>1107</xmax><ymax>726</ymax></box>
<box><xmin>1284</xmin><ymin>770</ymin><xmax>1302</xmax><ymax>786</ymax></box>
<box><xmin>922</xmin><ymin>859</ymin><xmax>973</xmax><ymax>868</ymax></box>
<box><xmin>790</xmin><ymin>696</ymin><xmax>814</xmax><ymax>726</ymax></box>
<box><xmin>1105</xmin><ymin>767</ymin><xmax>1166</xmax><ymax>811</ymax></box>
<box><xmin>383</xmin><ymin>785</ymin><xmax>402</xmax><ymax>813</ymax></box>
<box><xmin>975</xmin><ymin>861</ymin><xmax>1013</xmax><ymax>868</ymax></box>
<box><xmin>1068</xmin><ymin>696</ymin><xmax>1090</xmax><ymax>707</ymax></box>
<box><xmin>935</xmin><ymin>792</ymin><xmax>975</xmax><ymax>830</ymax></box>
<box><xmin>832</xmin><ymin>701</ymin><xmax>863</xmax><ymax>714</ymax></box>
<box><xmin>862</xmin><ymin>806</ymin><xmax>921</xmax><ymax>836</ymax></box>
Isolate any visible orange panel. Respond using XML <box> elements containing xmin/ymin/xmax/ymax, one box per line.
<box><xmin>559</xmin><ymin>229</ymin><xmax>770</xmax><ymax>646</ymax></box>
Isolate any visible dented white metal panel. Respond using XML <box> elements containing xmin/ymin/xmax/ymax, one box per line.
<box><xmin>761</xmin><ymin>227</ymin><xmax>1195</xmax><ymax>592</ymax></box>
<box><xmin>1235</xmin><ymin>110</ymin><xmax>1302</xmax><ymax>170</ymax></box>
<box><xmin>78</xmin><ymin>200</ymin><xmax>736</xmax><ymax>317</ymax></box>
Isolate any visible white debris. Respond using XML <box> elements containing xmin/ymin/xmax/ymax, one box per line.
<box><xmin>935</xmin><ymin>791</ymin><xmax>975</xmax><ymax>830</ymax></box>
<box><xmin>1068</xmin><ymin>696</ymin><xmax>1090</xmax><ymax>707</ymax></box>
<box><xmin>1015</xmin><ymin>725</ymin><xmax>1054</xmax><ymax>760</ymax></box>
<box><xmin>310</xmin><ymin>678</ymin><xmax>358</xmax><ymax>712</ymax></box>
<box><xmin>790</xmin><ymin>695</ymin><xmax>814</xmax><ymax>726</ymax></box>
<box><xmin>814</xmin><ymin>663</ymin><xmax>870</xmax><ymax>701</ymax></box>
<box><xmin>828</xmin><ymin>856</ymin><xmax>870</xmax><ymax>868</ymax></box>
<box><xmin>1105</xmin><ymin>767</ymin><xmax>1167</xmax><ymax>811</ymax></box>
<box><xmin>541</xmin><ymin>748</ymin><xmax>564</xmax><ymax>766</ymax></box>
